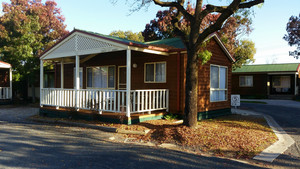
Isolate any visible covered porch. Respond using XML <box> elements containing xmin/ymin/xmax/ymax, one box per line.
<box><xmin>0</xmin><ymin>61</ymin><xmax>12</xmax><ymax>102</ymax></box>
<box><xmin>39</xmin><ymin>30</ymin><xmax>169</xmax><ymax>119</ymax></box>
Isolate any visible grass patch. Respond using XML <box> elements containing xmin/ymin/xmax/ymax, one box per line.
<box><xmin>241</xmin><ymin>100</ymin><xmax>267</xmax><ymax>104</ymax></box>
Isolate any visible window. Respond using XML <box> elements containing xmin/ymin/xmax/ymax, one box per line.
<box><xmin>239</xmin><ymin>76</ymin><xmax>253</xmax><ymax>87</ymax></box>
<box><xmin>145</xmin><ymin>62</ymin><xmax>166</xmax><ymax>83</ymax></box>
<box><xmin>73</xmin><ymin>67</ymin><xmax>83</xmax><ymax>89</ymax></box>
<box><xmin>272</xmin><ymin>76</ymin><xmax>290</xmax><ymax>88</ymax></box>
<box><xmin>210</xmin><ymin>65</ymin><xmax>227</xmax><ymax>102</ymax></box>
<box><xmin>86</xmin><ymin>66</ymin><xmax>115</xmax><ymax>88</ymax></box>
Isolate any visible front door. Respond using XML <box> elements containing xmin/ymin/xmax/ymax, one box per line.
<box><xmin>118</xmin><ymin>66</ymin><xmax>126</xmax><ymax>89</ymax></box>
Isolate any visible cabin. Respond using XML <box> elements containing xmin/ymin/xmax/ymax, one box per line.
<box><xmin>39</xmin><ymin>29</ymin><xmax>234</xmax><ymax>124</ymax></box>
<box><xmin>232</xmin><ymin>63</ymin><xmax>300</xmax><ymax>99</ymax></box>
<box><xmin>0</xmin><ymin>61</ymin><xmax>12</xmax><ymax>104</ymax></box>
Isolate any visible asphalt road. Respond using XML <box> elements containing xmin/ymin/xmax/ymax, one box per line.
<box><xmin>241</xmin><ymin>100</ymin><xmax>300</xmax><ymax>169</ymax></box>
<box><xmin>0</xmin><ymin>105</ymin><xmax>268</xmax><ymax>169</ymax></box>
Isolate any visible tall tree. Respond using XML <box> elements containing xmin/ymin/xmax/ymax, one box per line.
<box><xmin>0</xmin><ymin>0</ymin><xmax>68</xmax><ymax>101</ymax></box>
<box><xmin>283</xmin><ymin>13</ymin><xmax>300</xmax><ymax>59</ymax></box>
<box><xmin>125</xmin><ymin>0</ymin><xmax>264</xmax><ymax>128</ymax></box>
<box><xmin>142</xmin><ymin>6</ymin><xmax>256</xmax><ymax>69</ymax></box>
<box><xmin>110</xmin><ymin>30</ymin><xmax>144</xmax><ymax>42</ymax></box>
<box><xmin>233</xmin><ymin>40</ymin><xmax>256</xmax><ymax>70</ymax></box>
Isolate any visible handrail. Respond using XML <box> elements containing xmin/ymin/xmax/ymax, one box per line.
<box><xmin>40</xmin><ymin>88</ymin><xmax>169</xmax><ymax>114</ymax></box>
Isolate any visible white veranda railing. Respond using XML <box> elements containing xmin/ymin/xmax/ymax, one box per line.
<box><xmin>0</xmin><ymin>87</ymin><xmax>12</xmax><ymax>99</ymax></box>
<box><xmin>40</xmin><ymin>88</ymin><xmax>169</xmax><ymax>114</ymax></box>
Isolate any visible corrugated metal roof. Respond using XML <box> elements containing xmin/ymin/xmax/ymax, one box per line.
<box><xmin>145</xmin><ymin>37</ymin><xmax>186</xmax><ymax>49</ymax></box>
<box><xmin>233</xmin><ymin>63</ymin><xmax>300</xmax><ymax>73</ymax></box>
<box><xmin>80</xmin><ymin>29</ymin><xmax>146</xmax><ymax>46</ymax></box>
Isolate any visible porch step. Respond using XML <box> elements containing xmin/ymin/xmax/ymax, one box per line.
<box><xmin>268</xmin><ymin>95</ymin><xmax>294</xmax><ymax>100</ymax></box>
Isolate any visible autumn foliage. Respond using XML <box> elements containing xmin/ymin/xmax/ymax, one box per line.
<box><xmin>283</xmin><ymin>13</ymin><xmax>300</xmax><ymax>59</ymax></box>
<box><xmin>142</xmin><ymin>5</ymin><xmax>255</xmax><ymax>69</ymax></box>
<box><xmin>0</xmin><ymin>0</ymin><xmax>68</xmax><ymax>99</ymax></box>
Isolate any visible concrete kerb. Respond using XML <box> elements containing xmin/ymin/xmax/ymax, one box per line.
<box><xmin>29</xmin><ymin>117</ymin><xmax>149</xmax><ymax>135</ymax></box>
<box><xmin>231</xmin><ymin>108</ymin><xmax>295</xmax><ymax>163</ymax></box>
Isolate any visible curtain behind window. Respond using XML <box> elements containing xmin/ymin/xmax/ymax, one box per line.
<box><xmin>155</xmin><ymin>63</ymin><xmax>166</xmax><ymax>82</ymax></box>
<box><xmin>146</xmin><ymin>64</ymin><xmax>154</xmax><ymax>82</ymax></box>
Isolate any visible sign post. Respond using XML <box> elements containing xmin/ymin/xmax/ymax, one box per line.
<box><xmin>231</xmin><ymin>94</ymin><xmax>240</xmax><ymax>109</ymax></box>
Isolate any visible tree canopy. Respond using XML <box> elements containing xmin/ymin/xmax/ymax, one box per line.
<box><xmin>109</xmin><ymin>30</ymin><xmax>144</xmax><ymax>42</ymax></box>
<box><xmin>283</xmin><ymin>13</ymin><xmax>300</xmax><ymax>59</ymax></box>
<box><xmin>0</xmin><ymin>0</ymin><xmax>68</xmax><ymax>101</ymax></box>
<box><xmin>142</xmin><ymin>6</ymin><xmax>256</xmax><ymax>69</ymax></box>
<box><xmin>0</xmin><ymin>0</ymin><xmax>68</xmax><ymax>82</ymax></box>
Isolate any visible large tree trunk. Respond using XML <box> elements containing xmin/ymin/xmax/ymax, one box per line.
<box><xmin>183</xmin><ymin>48</ymin><xmax>199</xmax><ymax>128</ymax></box>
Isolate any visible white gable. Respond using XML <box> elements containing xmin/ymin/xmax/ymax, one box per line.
<box><xmin>41</xmin><ymin>32</ymin><xmax>128</xmax><ymax>60</ymax></box>
<box><xmin>0</xmin><ymin>62</ymin><xmax>11</xmax><ymax>68</ymax></box>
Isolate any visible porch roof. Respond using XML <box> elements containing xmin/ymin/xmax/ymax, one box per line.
<box><xmin>0</xmin><ymin>61</ymin><xmax>11</xmax><ymax>68</ymax></box>
<box><xmin>40</xmin><ymin>29</ymin><xmax>175</xmax><ymax>60</ymax></box>
<box><xmin>233</xmin><ymin>63</ymin><xmax>300</xmax><ymax>73</ymax></box>
<box><xmin>40</xmin><ymin>29</ymin><xmax>234</xmax><ymax>62</ymax></box>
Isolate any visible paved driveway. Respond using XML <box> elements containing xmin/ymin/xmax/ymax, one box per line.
<box><xmin>241</xmin><ymin>99</ymin><xmax>300</xmax><ymax>168</ymax></box>
<box><xmin>0</xmin><ymin>106</ymin><xmax>267</xmax><ymax>169</ymax></box>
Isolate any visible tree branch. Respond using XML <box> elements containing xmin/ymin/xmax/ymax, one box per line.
<box><xmin>239</xmin><ymin>0</ymin><xmax>264</xmax><ymax>8</ymax></box>
<box><xmin>195</xmin><ymin>0</ymin><xmax>264</xmax><ymax>51</ymax></box>
<box><xmin>152</xmin><ymin>0</ymin><xmax>194</xmax><ymax>22</ymax></box>
<box><xmin>203</xmin><ymin>0</ymin><xmax>264</xmax><ymax>14</ymax></box>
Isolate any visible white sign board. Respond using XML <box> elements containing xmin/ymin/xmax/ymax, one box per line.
<box><xmin>231</xmin><ymin>94</ymin><xmax>240</xmax><ymax>107</ymax></box>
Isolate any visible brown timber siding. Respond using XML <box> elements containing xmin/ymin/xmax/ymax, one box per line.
<box><xmin>181</xmin><ymin>38</ymin><xmax>232</xmax><ymax>113</ymax></box>
<box><xmin>54</xmin><ymin>50</ymin><xmax>180</xmax><ymax>113</ymax></box>
<box><xmin>232</xmin><ymin>73</ymin><xmax>268</xmax><ymax>98</ymax></box>
<box><xmin>53</xmin><ymin>38</ymin><xmax>233</xmax><ymax>115</ymax></box>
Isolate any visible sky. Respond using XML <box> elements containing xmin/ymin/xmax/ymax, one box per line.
<box><xmin>1</xmin><ymin>0</ymin><xmax>300</xmax><ymax>64</ymax></box>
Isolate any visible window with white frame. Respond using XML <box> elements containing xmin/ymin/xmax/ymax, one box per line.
<box><xmin>145</xmin><ymin>62</ymin><xmax>166</xmax><ymax>83</ymax></box>
<box><xmin>210</xmin><ymin>65</ymin><xmax>228</xmax><ymax>102</ymax></box>
<box><xmin>86</xmin><ymin>66</ymin><xmax>115</xmax><ymax>88</ymax></box>
<box><xmin>239</xmin><ymin>76</ymin><xmax>253</xmax><ymax>87</ymax></box>
<box><xmin>73</xmin><ymin>67</ymin><xmax>83</xmax><ymax>89</ymax></box>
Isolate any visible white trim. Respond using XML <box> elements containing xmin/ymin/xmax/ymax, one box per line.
<box><xmin>61</xmin><ymin>59</ymin><xmax>64</xmax><ymax>89</ymax></box>
<box><xmin>0</xmin><ymin>62</ymin><xmax>11</xmax><ymax>68</ymax></box>
<box><xmin>144</xmin><ymin>61</ymin><xmax>167</xmax><ymax>83</ymax></box>
<box><xmin>41</xmin><ymin>31</ymin><xmax>169</xmax><ymax>60</ymax></box>
<box><xmin>41</xmin><ymin>32</ymin><xmax>128</xmax><ymax>60</ymax></box>
<box><xmin>75</xmin><ymin>55</ymin><xmax>80</xmax><ymax>109</ymax></box>
<box><xmin>210</xmin><ymin>64</ymin><xmax>228</xmax><ymax>102</ymax></box>
<box><xmin>40</xmin><ymin>60</ymin><xmax>44</xmax><ymax>107</ymax></box>
<box><xmin>9</xmin><ymin>67</ymin><xmax>12</xmax><ymax>100</ymax></box>
<box><xmin>126</xmin><ymin>49</ymin><xmax>131</xmax><ymax>117</ymax></box>
<box><xmin>73</xmin><ymin>67</ymin><xmax>83</xmax><ymax>89</ymax></box>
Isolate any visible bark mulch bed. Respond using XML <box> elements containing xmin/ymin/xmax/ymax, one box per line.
<box><xmin>33</xmin><ymin>114</ymin><xmax>278</xmax><ymax>159</ymax></box>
